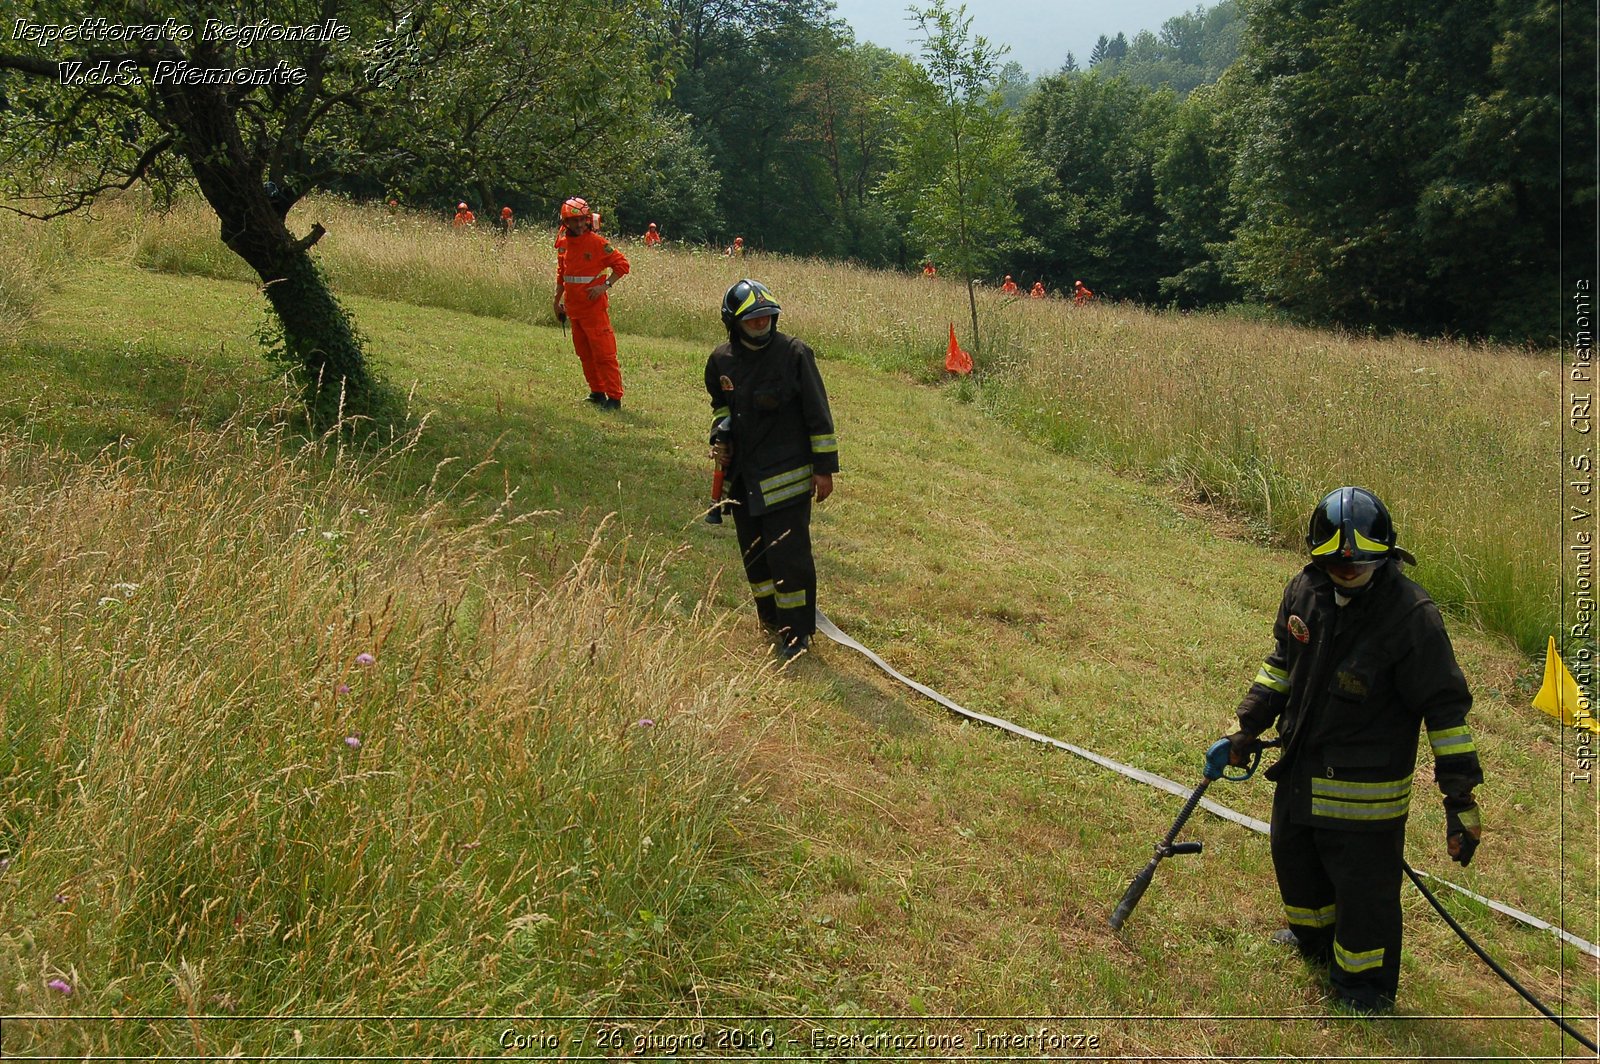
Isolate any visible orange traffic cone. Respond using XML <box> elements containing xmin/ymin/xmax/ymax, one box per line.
<box><xmin>945</xmin><ymin>322</ymin><xmax>973</xmax><ymax>374</ymax></box>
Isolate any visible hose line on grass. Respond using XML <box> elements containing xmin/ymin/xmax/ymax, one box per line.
<box><xmin>814</xmin><ymin>609</ymin><xmax>1600</xmax><ymax>1045</ymax></box>
<box><xmin>1403</xmin><ymin>861</ymin><xmax>1598</xmax><ymax>1054</ymax></box>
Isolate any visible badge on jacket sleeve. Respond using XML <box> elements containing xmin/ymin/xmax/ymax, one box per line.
<box><xmin>1288</xmin><ymin>614</ymin><xmax>1310</xmax><ymax>643</ymax></box>
<box><xmin>719</xmin><ymin>375</ymin><xmax>734</xmax><ymax>392</ymax></box>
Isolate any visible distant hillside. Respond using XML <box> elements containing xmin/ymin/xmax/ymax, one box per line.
<box><xmin>1086</xmin><ymin>1</ymin><xmax>1243</xmax><ymax>96</ymax></box>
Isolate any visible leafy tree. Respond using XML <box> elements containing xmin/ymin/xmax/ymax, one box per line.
<box><xmin>664</xmin><ymin>0</ymin><xmax>842</xmax><ymax>250</ymax></box>
<box><xmin>1017</xmin><ymin>72</ymin><xmax>1177</xmax><ymax>302</ymax></box>
<box><xmin>784</xmin><ymin>42</ymin><xmax>906</xmax><ymax>260</ymax></box>
<box><xmin>1094</xmin><ymin>2</ymin><xmax>1243</xmax><ymax>97</ymax></box>
<box><xmin>367</xmin><ymin>0</ymin><xmax>674</xmax><ymax>220</ymax></box>
<box><xmin>610</xmin><ymin>109</ymin><xmax>722</xmax><ymax>243</ymax></box>
<box><xmin>0</xmin><ymin>0</ymin><xmax>433</xmax><ymax>425</ymax></box>
<box><xmin>1153</xmin><ymin>72</ymin><xmax>1249</xmax><ymax>305</ymax></box>
<box><xmin>996</xmin><ymin>60</ymin><xmax>1032</xmax><ymax>111</ymax></box>
<box><xmin>880</xmin><ymin>0</ymin><xmax>1031</xmax><ymax>354</ymax></box>
<box><xmin>1229</xmin><ymin>0</ymin><xmax>1563</xmax><ymax>338</ymax></box>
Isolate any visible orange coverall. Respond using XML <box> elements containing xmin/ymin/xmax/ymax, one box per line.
<box><xmin>643</xmin><ymin>224</ymin><xmax>662</xmax><ymax>247</ymax></box>
<box><xmin>1001</xmin><ymin>275</ymin><xmax>1018</xmax><ymax>295</ymax></box>
<box><xmin>555</xmin><ymin>229</ymin><xmax>631</xmax><ymax>401</ymax></box>
<box><xmin>453</xmin><ymin>207</ymin><xmax>475</xmax><ymax>227</ymax></box>
<box><xmin>1030</xmin><ymin>281</ymin><xmax>1046</xmax><ymax>299</ymax></box>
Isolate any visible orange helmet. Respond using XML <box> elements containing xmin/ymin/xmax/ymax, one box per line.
<box><xmin>1005</xmin><ymin>275</ymin><xmax>1013</xmax><ymax>282</ymax></box>
<box><xmin>457</xmin><ymin>202</ymin><xmax>468</xmax><ymax>210</ymax></box>
<box><xmin>501</xmin><ymin>206</ymin><xmax>512</xmax><ymax>217</ymax></box>
<box><xmin>560</xmin><ymin>196</ymin><xmax>590</xmax><ymax>221</ymax></box>
<box><xmin>648</xmin><ymin>222</ymin><xmax>658</xmax><ymax>229</ymax></box>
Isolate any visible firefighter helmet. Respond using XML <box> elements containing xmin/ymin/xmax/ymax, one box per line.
<box><xmin>559</xmin><ymin>197</ymin><xmax>590</xmax><ymax>221</ymax></box>
<box><xmin>1306</xmin><ymin>487</ymin><xmax>1397</xmax><ymax>574</ymax></box>
<box><xmin>721</xmin><ymin>279</ymin><xmax>780</xmax><ymax>330</ymax></box>
<box><xmin>457</xmin><ymin>202</ymin><xmax>468</xmax><ymax>210</ymax></box>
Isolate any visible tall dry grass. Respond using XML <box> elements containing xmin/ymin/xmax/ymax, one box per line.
<box><xmin>0</xmin><ymin>206</ymin><xmax>131</xmax><ymax>343</ymax></box>
<box><xmin>0</xmin><ymin>409</ymin><xmax>784</xmax><ymax>1054</ymax></box>
<box><xmin>126</xmin><ymin>194</ymin><xmax>1559</xmax><ymax>651</ymax></box>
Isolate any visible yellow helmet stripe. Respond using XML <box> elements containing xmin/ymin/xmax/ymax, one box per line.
<box><xmin>1309</xmin><ymin>530</ymin><xmax>1341</xmax><ymax>556</ymax></box>
<box><xmin>735</xmin><ymin>291</ymin><xmax>757</xmax><ymax>316</ymax></box>
<box><xmin>1353</xmin><ymin>529</ymin><xmax>1390</xmax><ymax>553</ymax></box>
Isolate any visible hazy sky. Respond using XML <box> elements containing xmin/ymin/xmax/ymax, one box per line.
<box><xmin>827</xmin><ymin>0</ymin><xmax>1210</xmax><ymax>76</ymax></box>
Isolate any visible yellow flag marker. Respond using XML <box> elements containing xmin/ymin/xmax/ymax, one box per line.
<box><xmin>1532</xmin><ymin>636</ymin><xmax>1598</xmax><ymax>732</ymax></box>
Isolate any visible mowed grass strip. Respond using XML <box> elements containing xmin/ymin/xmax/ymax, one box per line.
<box><xmin>0</xmin><ymin>221</ymin><xmax>1591</xmax><ymax>1058</ymax></box>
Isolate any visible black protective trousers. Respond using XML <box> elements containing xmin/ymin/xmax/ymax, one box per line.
<box><xmin>728</xmin><ymin>486</ymin><xmax>815</xmax><ymax>644</ymax></box>
<box><xmin>1270</xmin><ymin>785</ymin><xmax>1406</xmax><ymax>1009</ymax></box>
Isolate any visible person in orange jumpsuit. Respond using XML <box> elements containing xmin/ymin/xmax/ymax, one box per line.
<box><xmin>1030</xmin><ymin>280</ymin><xmax>1046</xmax><ymax>299</ymax></box>
<box><xmin>728</xmin><ymin>235</ymin><xmax>745</xmax><ymax>257</ymax></box>
<box><xmin>553</xmin><ymin>196</ymin><xmax>630</xmax><ymax>409</ymax></box>
<box><xmin>499</xmin><ymin>206</ymin><xmax>514</xmax><ymax>234</ymax></box>
<box><xmin>922</xmin><ymin>260</ymin><xmax>937</xmax><ymax>277</ymax></box>
<box><xmin>1001</xmin><ymin>274</ymin><xmax>1019</xmax><ymax>295</ymax></box>
<box><xmin>453</xmin><ymin>201</ymin><xmax>475</xmax><ymax>227</ymax></box>
<box><xmin>643</xmin><ymin>222</ymin><xmax>662</xmax><ymax>247</ymax></box>
<box><xmin>1074</xmin><ymin>280</ymin><xmax>1095</xmax><ymax>305</ymax></box>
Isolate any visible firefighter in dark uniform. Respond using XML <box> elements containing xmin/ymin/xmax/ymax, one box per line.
<box><xmin>706</xmin><ymin>279</ymin><xmax>839</xmax><ymax>660</ymax></box>
<box><xmin>1217</xmin><ymin>487</ymin><xmax>1484</xmax><ymax>1012</ymax></box>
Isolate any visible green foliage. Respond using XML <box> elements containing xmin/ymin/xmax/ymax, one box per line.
<box><xmin>1093</xmin><ymin>2</ymin><xmax>1244</xmax><ymax>96</ymax></box>
<box><xmin>880</xmin><ymin>1</ymin><xmax>1031</xmax><ymax>351</ymax></box>
<box><xmin>1016</xmin><ymin>72</ymin><xmax>1176</xmax><ymax>301</ymax></box>
<box><xmin>363</xmin><ymin>0</ymin><xmax>677</xmax><ymax>219</ymax></box>
<box><xmin>1153</xmin><ymin>73</ymin><xmax>1250</xmax><ymax>305</ymax></box>
<box><xmin>610</xmin><ymin>109</ymin><xmax>722</xmax><ymax>242</ymax></box>
<box><xmin>1229</xmin><ymin>0</ymin><xmax>1564</xmax><ymax>340</ymax></box>
<box><xmin>254</xmin><ymin>256</ymin><xmax>387</xmax><ymax>432</ymax></box>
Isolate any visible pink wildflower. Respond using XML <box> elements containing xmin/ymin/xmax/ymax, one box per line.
<box><xmin>336</xmin><ymin>683</ymin><xmax>351</xmax><ymax>695</ymax></box>
<box><xmin>355</xmin><ymin>653</ymin><xmax>375</xmax><ymax>666</ymax></box>
<box><xmin>47</xmin><ymin>979</ymin><xmax>72</xmax><ymax>995</ymax></box>
<box><xmin>344</xmin><ymin>735</ymin><xmax>362</xmax><ymax>749</ymax></box>
<box><xmin>635</xmin><ymin>718</ymin><xmax>655</xmax><ymax>728</ymax></box>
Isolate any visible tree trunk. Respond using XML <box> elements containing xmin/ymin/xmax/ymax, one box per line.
<box><xmin>152</xmin><ymin>66</ymin><xmax>373</xmax><ymax>426</ymax></box>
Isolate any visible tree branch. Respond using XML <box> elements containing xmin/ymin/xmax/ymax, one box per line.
<box><xmin>291</xmin><ymin>222</ymin><xmax>328</xmax><ymax>253</ymax></box>
<box><xmin>0</xmin><ymin>134</ymin><xmax>176</xmax><ymax>220</ymax></box>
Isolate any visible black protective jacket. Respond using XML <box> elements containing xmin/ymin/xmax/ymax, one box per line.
<box><xmin>705</xmin><ymin>332</ymin><xmax>838</xmax><ymax>516</ymax></box>
<box><xmin>1237</xmin><ymin>561</ymin><xmax>1483</xmax><ymax>831</ymax></box>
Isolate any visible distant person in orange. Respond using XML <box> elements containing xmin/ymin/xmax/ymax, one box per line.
<box><xmin>1001</xmin><ymin>274</ymin><xmax>1019</xmax><ymax>295</ymax></box>
<box><xmin>1074</xmin><ymin>279</ymin><xmax>1095</xmax><ymax>305</ymax></box>
<box><xmin>643</xmin><ymin>221</ymin><xmax>663</xmax><ymax>247</ymax></box>
<box><xmin>553</xmin><ymin>196</ymin><xmax>630</xmax><ymax>410</ymax></box>
<box><xmin>922</xmin><ymin>260</ymin><xmax>937</xmax><ymax>277</ymax></box>
<box><xmin>453</xmin><ymin>201</ymin><xmax>475</xmax><ymax>227</ymax></box>
<box><xmin>1030</xmin><ymin>280</ymin><xmax>1046</xmax><ymax>299</ymax></box>
<box><xmin>499</xmin><ymin>206</ymin><xmax>514</xmax><ymax>234</ymax></box>
<box><xmin>590</xmin><ymin>211</ymin><xmax>603</xmax><ymax>232</ymax></box>
<box><xmin>727</xmin><ymin>235</ymin><xmax>745</xmax><ymax>257</ymax></box>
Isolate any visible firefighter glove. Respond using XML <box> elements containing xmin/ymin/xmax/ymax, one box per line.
<box><xmin>1445</xmin><ymin>799</ymin><xmax>1482</xmax><ymax>867</ymax></box>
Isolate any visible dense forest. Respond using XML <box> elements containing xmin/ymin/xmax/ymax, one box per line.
<box><xmin>3</xmin><ymin>0</ymin><xmax>1593</xmax><ymax>345</ymax></box>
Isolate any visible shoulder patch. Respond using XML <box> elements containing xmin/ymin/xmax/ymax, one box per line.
<box><xmin>1288</xmin><ymin>614</ymin><xmax>1310</xmax><ymax>643</ymax></box>
<box><xmin>603</xmin><ymin>243</ymin><xmax>615</xmax><ymax>254</ymax></box>
<box><xmin>719</xmin><ymin>374</ymin><xmax>734</xmax><ymax>392</ymax></box>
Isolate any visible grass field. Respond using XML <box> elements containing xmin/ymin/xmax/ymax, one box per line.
<box><xmin>0</xmin><ymin>196</ymin><xmax>1593</xmax><ymax>1059</ymax></box>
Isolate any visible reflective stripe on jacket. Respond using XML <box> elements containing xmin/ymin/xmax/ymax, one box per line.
<box><xmin>555</xmin><ymin>230</ymin><xmax>629</xmax><ymax>317</ymax></box>
<box><xmin>704</xmin><ymin>332</ymin><xmax>838</xmax><ymax>517</ymax></box>
<box><xmin>1236</xmin><ymin>561</ymin><xmax>1483</xmax><ymax>831</ymax></box>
